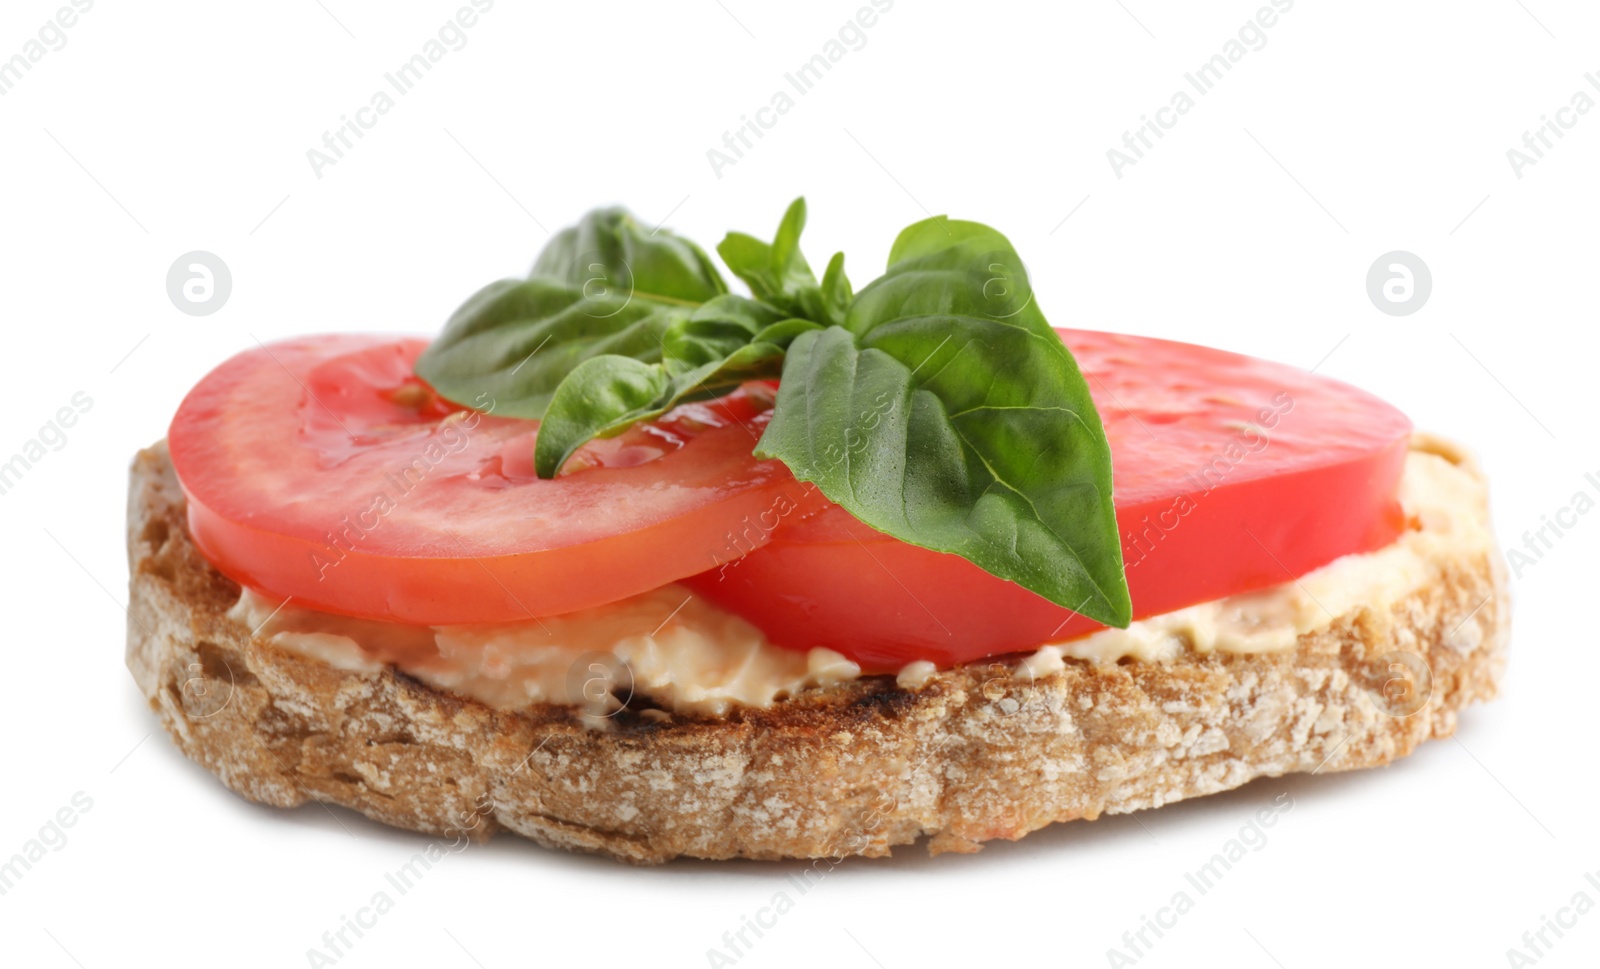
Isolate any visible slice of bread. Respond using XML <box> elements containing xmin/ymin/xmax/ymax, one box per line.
<box><xmin>126</xmin><ymin>437</ymin><xmax>1507</xmax><ymax>864</ymax></box>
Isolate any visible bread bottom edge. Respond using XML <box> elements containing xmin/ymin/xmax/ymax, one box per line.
<box><xmin>126</xmin><ymin>442</ymin><xmax>1509</xmax><ymax>863</ymax></box>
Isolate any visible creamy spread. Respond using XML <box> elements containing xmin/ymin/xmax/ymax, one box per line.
<box><xmin>229</xmin><ymin>442</ymin><xmax>1486</xmax><ymax>717</ymax></box>
<box><xmin>1037</xmin><ymin>441</ymin><xmax>1486</xmax><ymax>668</ymax></box>
<box><xmin>229</xmin><ymin>584</ymin><xmax>860</xmax><ymax>717</ymax></box>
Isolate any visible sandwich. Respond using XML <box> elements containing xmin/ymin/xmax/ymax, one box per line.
<box><xmin>125</xmin><ymin>199</ymin><xmax>1507</xmax><ymax>863</ymax></box>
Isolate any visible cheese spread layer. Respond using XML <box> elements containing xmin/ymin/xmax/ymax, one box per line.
<box><xmin>229</xmin><ymin>584</ymin><xmax>860</xmax><ymax>718</ymax></box>
<box><xmin>1035</xmin><ymin>439</ymin><xmax>1487</xmax><ymax>668</ymax></box>
<box><xmin>229</xmin><ymin>442</ymin><xmax>1486</xmax><ymax>716</ymax></box>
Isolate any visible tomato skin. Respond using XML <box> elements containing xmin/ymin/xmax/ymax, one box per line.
<box><xmin>685</xmin><ymin>329</ymin><xmax>1413</xmax><ymax>671</ymax></box>
<box><xmin>169</xmin><ymin>336</ymin><xmax>825</xmax><ymax>625</ymax></box>
<box><xmin>171</xmin><ymin>329</ymin><xmax>1412</xmax><ymax>670</ymax></box>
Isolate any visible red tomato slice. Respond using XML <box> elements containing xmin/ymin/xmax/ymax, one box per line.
<box><xmin>684</xmin><ymin>329</ymin><xmax>1413</xmax><ymax>671</ymax></box>
<box><xmin>168</xmin><ymin>335</ymin><xmax>822</xmax><ymax>624</ymax></box>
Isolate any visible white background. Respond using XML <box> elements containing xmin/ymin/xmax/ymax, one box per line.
<box><xmin>2</xmin><ymin>1</ymin><xmax>1596</xmax><ymax>966</ymax></box>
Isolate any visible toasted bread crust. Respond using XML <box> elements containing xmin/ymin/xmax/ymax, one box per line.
<box><xmin>126</xmin><ymin>439</ymin><xmax>1508</xmax><ymax>863</ymax></box>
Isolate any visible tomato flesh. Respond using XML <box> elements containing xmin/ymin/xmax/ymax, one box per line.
<box><xmin>684</xmin><ymin>329</ymin><xmax>1412</xmax><ymax>671</ymax></box>
<box><xmin>168</xmin><ymin>335</ymin><xmax>821</xmax><ymax>624</ymax></box>
<box><xmin>171</xmin><ymin>329</ymin><xmax>1411</xmax><ymax>672</ymax></box>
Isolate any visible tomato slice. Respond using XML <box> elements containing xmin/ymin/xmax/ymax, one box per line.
<box><xmin>684</xmin><ymin>329</ymin><xmax>1413</xmax><ymax>671</ymax></box>
<box><xmin>168</xmin><ymin>335</ymin><xmax>822</xmax><ymax>624</ymax></box>
<box><xmin>172</xmin><ymin>329</ymin><xmax>1411</xmax><ymax>669</ymax></box>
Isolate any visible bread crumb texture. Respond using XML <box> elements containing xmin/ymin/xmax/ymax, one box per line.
<box><xmin>127</xmin><ymin>439</ymin><xmax>1508</xmax><ymax>863</ymax></box>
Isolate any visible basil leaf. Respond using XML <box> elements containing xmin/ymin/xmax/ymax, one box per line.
<box><xmin>532</xmin><ymin>207</ymin><xmax>726</xmax><ymax>306</ymax></box>
<box><xmin>416</xmin><ymin>207</ymin><xmax>726</xmax><ymax>419</ymax></box>
<box><xmin>661</xmin><ymin>294</ymin><xmax>786</xmax><ymax>372</ymax></box>
<box><xmin>717</xmin><ymin>197</ymin><xmax>848</xmax><ymax>327</ymax></box>
<box><xmin>751</xmin><ymin>317</ymin><xmax>824</xmax><ymax>350</ymax></box>
<box><xmin>846</xmin><ymin>217</ymin><xmax>1041</xmax><ymax>339</ymax></box>
<box><xmin>820</xmin><ymin>251</ymin><xmax>853</xmax><ymax>325</ymax></box>
<box><xmin>420</xmin><ymin>200</ymin><xmax>1130</xmax><ymax>627</ymax></box>
<box><xmin>532</xmin><ymin>311</ymin><xmax>811</xmax><ymax>478</ymax></box>
<box><xmin>755</xmin><ymin>221</ymin><xmax>1130</xmax><ymax>628</ymax></box>
<box><xmin>415</xmin><ymin>278</ymin><xmax>687</xmax><ymax>418</ymax></box>
<box><xmin>532</xmin><ymin>355</ymin><xmax>672</xmax><ymax>476</ymax></box>
<box><xmin>526</xmin><ymin>200</ymin><xmax>846</xmax><ymax>478</ymax></box>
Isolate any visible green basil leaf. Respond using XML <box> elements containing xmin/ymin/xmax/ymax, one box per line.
<box><xmin>532</xmin><ymin>355</ymin><xmax>672</xmax><ymax>477</ymax></box>
<box><xmin>532</xmin><ymin>207</ymin><xmax>726</xmax><ymax>306</ymax></box>
<box><xmin>659</xmin><ymin>317</ymin><xmax>821</xmax><ymax>410</ymax></box>
<box><xmin>526</xmin><ymin>290</ymin><xmax>822</xmax><ymax>479</ymax></box>
<box><xmin>661</xmin><ymin>294</ymin><xmax>787</xmax><ymax>373</ymax></box>
<box><xmin>751</xmin><ymin>317</ymin><xmax>824</xmax><ymax>349</ymax></box>
<box><xmin>716</xmin><ymin>199</ymin><xmax>808</xmax><ymax>303</ymax></box>
<box><xmin>415</xmin><ymin>278</ymin><xmax>688</xmax><ymax>418</ymax></box>
<box><xmin>820</xmin><ymin>251</ymin><xmax>853</xmax><ymax>325</ymax></box>
<box><xmin>716</xmin><ymin>197</ymin><xmax>848</xmax><ymax>327</ymax></box>
<box><xmin>533</xmin><ymin>324</ymin><xmax>800</xmax><ymax>478</ymax></box>
<box><xmin>846</xmin><ymin>216</ymin><xmax>1041</xmax><ymax>339</ymax></box>
<box><xmin>673</xmin><ymin>337</ymin><xmax>791</xmax><ymax>397</ymax></box>
<box><xmin>755</xmin><ymin>217</ymin><xmax>1130</xmax><ymax>628</ymax></box>
<box><xmin>422</xmin><ymin>201</ymin><xmax>1130</xmax><ymax>629</ymax></box>
<box><xmin>416</xmin><ymin>207</ymin><xmax>726</xmax><ymax>419</ymax></box>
